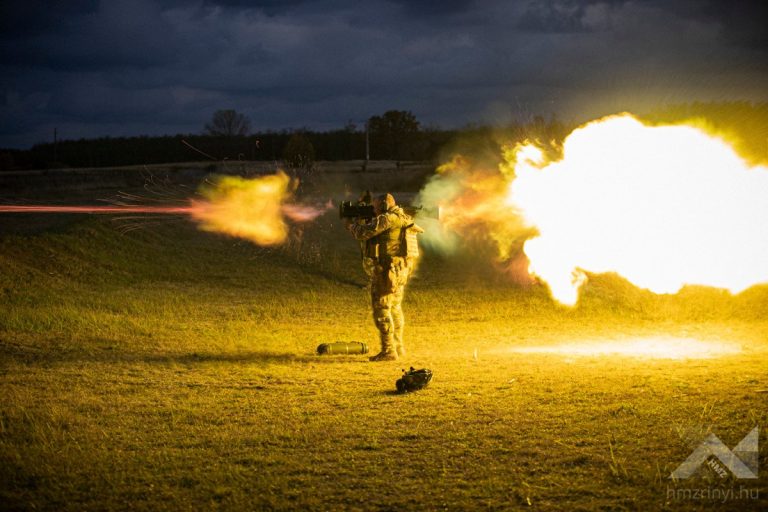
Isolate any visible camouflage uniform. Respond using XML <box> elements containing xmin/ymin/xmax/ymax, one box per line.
<box><xmin>357</xmin><ymin>224</ymin><xmax>376</xmax><ymax>281</ymax></box>
<box><xmin>348</xmin><ymin>205</ymin><xmax>413</xmax><ymax>360</ymax></box>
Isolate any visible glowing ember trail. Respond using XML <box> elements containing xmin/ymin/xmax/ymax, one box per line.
<box><xmin>0</xmin><ymin>205</ymin><xmax>195</xmax><ymax>214</ymax></box>
<box><xmin>507</xmin><ymin>114</ymin><xmax>768</xmax><ymax>305</ymax></box>
<box><xmin>0</xmin><ymin>171</ymin><xmax>330</xmax><ymax>246</ymax></box>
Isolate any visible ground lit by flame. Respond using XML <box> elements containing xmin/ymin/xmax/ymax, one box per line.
<box><xmin>510</xmin><ymin>337</ymin><xmax>741</xmax><ymax>360</ymax></box>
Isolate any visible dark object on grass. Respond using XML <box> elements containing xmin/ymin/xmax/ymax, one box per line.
<box><xmin>396</xmin><ymin>367</ymin><xmax>433</xmax><ymax>393</ymax></box>
<box><xmin>317</xmin><ymin>341</ymin><xmax>369</xmax><ymax>355</ymax></box>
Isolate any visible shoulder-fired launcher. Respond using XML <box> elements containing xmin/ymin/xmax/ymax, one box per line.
<box><xmin>338</xmin><ymin>201</ymin><xmax>437</xmax><ymax>220</ymax></box>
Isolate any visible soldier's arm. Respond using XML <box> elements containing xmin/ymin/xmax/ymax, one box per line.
<box><xmin>348</xmin><ymin>213</ymin><xmax>392</xmax><ymax>241</ymax></box>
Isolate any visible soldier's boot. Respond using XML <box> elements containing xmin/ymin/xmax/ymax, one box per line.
<box><xmin>369</xmin><ymin>350</ymin><xmax>398</xmax><ymax>362</ymax></box>
<box><xmin>370</xmin><ymin>326</ymin><xmax>398</xmax><ymax>362</ymax></box>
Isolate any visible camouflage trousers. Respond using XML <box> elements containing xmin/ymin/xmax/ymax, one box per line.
<box><xmin>370</xmin><ymin>257</ymin><xmax>410</xmax><ymax>355</ymax></box>
<box><xmin>362</xmin><ymin>257</ymin><xmax>375</xmax><ymax>280</ymax></box>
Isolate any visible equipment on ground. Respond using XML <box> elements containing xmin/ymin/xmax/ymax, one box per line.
<box><xmin>317</xmin><ymin>341</ymin><xmax>369</xmax><ymax>355</ymax></box>
<box><xmin>396</xmin><ymin>367</ymin><xmax>433</xmax><ymax>393</ymax></box>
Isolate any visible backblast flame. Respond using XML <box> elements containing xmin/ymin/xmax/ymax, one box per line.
<box><xmin>507</xmin><ymin>114</ymin><xmax>768</xmax><ymax>305</ymax></box>
<box><xmin>416</xmin><ymin>155</ymin><xmax>534</xmax><ymax>269</ymax></box>
<box><xmin>419</xmin><ymin>113</ymin><xmax>768</xmax><ymax>305</ymax></box>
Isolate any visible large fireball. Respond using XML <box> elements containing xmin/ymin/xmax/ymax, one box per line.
<box><xmin>508</xmin><ymin>114</ymin><xmax>768</xmax><ymax>305</ymax></box>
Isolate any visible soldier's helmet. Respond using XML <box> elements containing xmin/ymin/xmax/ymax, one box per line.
<box><xmin>374</xmin><ymin>193</ymin><xmax>396</xmax><ymax>213</ymax></box>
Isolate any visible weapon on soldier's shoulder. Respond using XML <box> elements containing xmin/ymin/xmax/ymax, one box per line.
<box><xmin>339</xmin><ymin>201</ymin><xmax>375</xmax><ymax>219</ymax></box>
<box><xmin>339</xmin><ymin>201</ymin><xmax>440</xmax><ymax>220</ymax></box>
<box><xmin>402</xmin><ymin>205</ymin><xmax>439</xmax><ymax>219</ymax></box>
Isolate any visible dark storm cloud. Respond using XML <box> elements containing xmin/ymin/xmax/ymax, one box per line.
<box><xmin>202</xmin><ymin>0</ymin><xmax>309</xmax><ymax>15</ymax></box>
<box><xmin>516</xmin><ymin>0</ymin><xmax>768</xmax><ymax>45</ymax></box>
<box><xmin>0</xmin><ymin>1</ymin><xmax>99</xmax><ymax>38</ymax></box>
<box><xmin>516</xmin><ymin>0</ymin><xmax>596</xmax><ymax>33</ymax></box>
<box><xmin>389</xmin><ymin>0</ymin><xmax>475</xmax><ymax>18</ymax></box>
<box><xmin>1</xmin><ymin>1</ymin><xmax>181</xmax><ymax>71</ymax></box>
<box><xmin>1</xmin><ymin>0</ymin><xmax>767</xmax><ymax>148</ymax></box>
<box><xmin>648</xmin><ymin>0</ymin><xmax>768</xmax><ymax>50</ymax></box>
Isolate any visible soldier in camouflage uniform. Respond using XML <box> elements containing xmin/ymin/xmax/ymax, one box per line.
<box><xmin>347</xmin><ymin>193</ymin><xmax>414</xmax><ymax>361</ymax></box>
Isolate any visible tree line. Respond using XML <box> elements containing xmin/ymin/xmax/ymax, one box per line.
<box><xmin>0</xmin><ymin>110</ymin><xmax>451</xmax><ymax>171</ymax></box>
<box><xmin>1</xmin><ymin>102</ymin><xmax>766</xmax><ymax>171</ymax></box>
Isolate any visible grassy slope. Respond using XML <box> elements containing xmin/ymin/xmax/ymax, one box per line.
<box><xmin>1</xmin><ymin>212</ymin><xmax>767</xmax><ymax>511</ymax></box>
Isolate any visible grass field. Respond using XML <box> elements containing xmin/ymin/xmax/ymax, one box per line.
<box><xmin>1</xmin><ymin>173</ymin><xmax>767</xmax><ymax>510</ymax></box>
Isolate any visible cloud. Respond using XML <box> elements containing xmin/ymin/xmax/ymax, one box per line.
<box><xmin>1</xmin><ymin>0</ymin><xmax>180</xmax><ymax>71</ymax></box>
<box><xmin>1</xmin><ymin>0</ymin><xmax>767</xmax><ymax>149</ymax></box>
<box><xmin>202</xmin><ymin>0</ymin><xmax>308</xmax><ymax>16</ymax></box>
<box><xmin>389</xmin><ymin>0</ymin><xmax>476</xmax><ymax>18</ymax></box>
<box><xmin>0</xmin><ymin>1</ymin><xmax>98</xmax><ymax>39</ymax></box>
<box><xmin>651</xmin><ymin>0</ymin><xmax>768</xmax><ymax>50</ymax></box>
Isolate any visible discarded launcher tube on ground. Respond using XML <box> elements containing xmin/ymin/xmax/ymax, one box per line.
<box><xmin>317</xmin><ymin>341</ymin><xmax>369</xmax><ymax>355</ymax></box>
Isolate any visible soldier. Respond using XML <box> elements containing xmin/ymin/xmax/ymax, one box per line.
<box><xmin>347</xmin><ymin>193</ymin><xmax>417</xmax><ymax>361</ymax></box>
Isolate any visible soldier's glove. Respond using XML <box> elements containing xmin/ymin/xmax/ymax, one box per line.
<box><xmin>396</xmin><ymin>367</ymin><xmax>433</xmax><ymax>393</ymax></box>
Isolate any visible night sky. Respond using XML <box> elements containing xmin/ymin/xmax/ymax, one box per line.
<box><xmin>1</xmin><ymin>0</ymin><xmax>767</xmax><ymax>149</ymax></box>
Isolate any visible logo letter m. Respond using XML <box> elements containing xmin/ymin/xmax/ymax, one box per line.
<box><xmin>670</xmin><ymin>427</ymin><xmax>759</xmax><ymax>479</ymax></box>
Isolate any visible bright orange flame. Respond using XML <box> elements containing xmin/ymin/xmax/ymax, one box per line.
<box><xmin>508</xmin><ymin>114</ymin><xmax>768</xmax><ymax>304</ymax></box>
<box><xmin>190</xmin><ymin>172</ymin><xmax>328</xmax><ymax>245</ymax></box>
<box><xmin>419</xmin><ymin>114</ymin><xmax>768</xmax><ymax>304</ymax></box>
<box><xmin>431</xmin><ymin>156</ymin><xmax>530</xmax><ymax>260</ymax></box>
<box><xmin>415</xmin><ymin>155</ymin><xmax>535</xmax><ymax>285</ymax></box>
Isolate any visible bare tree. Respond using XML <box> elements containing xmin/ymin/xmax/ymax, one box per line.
<box><xmin>204</xmin><ymin>109</ymin><xmax>251</xmax><ymax>136</ymax></box>
<box><xmin>368</xmin><ymin>110</ymin><xmax>420</xmax><ymax>161</ymax></box>
<box><xmin>283</xmin><ymin>132</ymin><xmax>316</xmax><ymax>192</ymax></box>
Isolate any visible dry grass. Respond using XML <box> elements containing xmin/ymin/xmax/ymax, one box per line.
<box><xmin>1</xmin><ymin>207</ymin><xmax>767</xmax><ymax>511</ymax></box>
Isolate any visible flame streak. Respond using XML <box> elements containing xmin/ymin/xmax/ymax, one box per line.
<box><xmin>0</xmin><ymin>205</ymin><xmax>195</xmax><ymax>214</ymax></box>
<box><xmin>281</xmin><ymin>202</ymin><xmax>331</xmax><ymax>223</ymax></box>
<box><xmin>1</xmin><ymin>172</ymin><xmax>331</xmax><ymax>246</ymax></box>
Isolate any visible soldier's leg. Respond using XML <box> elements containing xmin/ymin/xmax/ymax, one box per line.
<box><xmin>370</xmin><ymin>280</ymin><xmax>397</xmax><ymax>361</ymax></box>
<box><xmin>391</xmin><ymin>285</ymin><xmax>406</xmax><ymax>357</ymax></box>
<box><xmin>362</xmin><ymin>257</ymin><xmax>375</xmax><ymax>291</ymax></box>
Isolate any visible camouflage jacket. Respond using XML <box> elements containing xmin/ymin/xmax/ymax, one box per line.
<box><xmin>348</xmin><ymin>206</ymin><xmax>412</xmax><ymax>260</ymax></box>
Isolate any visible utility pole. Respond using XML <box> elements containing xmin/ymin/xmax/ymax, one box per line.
<box><xmin>53</xmin><ymin>127</ymin><xmax>58</xmax><ymax>165</ymax></box>
<box><xmin>364</xmin><ymin>119</ymin><xmax>370</xmax><ymax>171</ymax></box>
